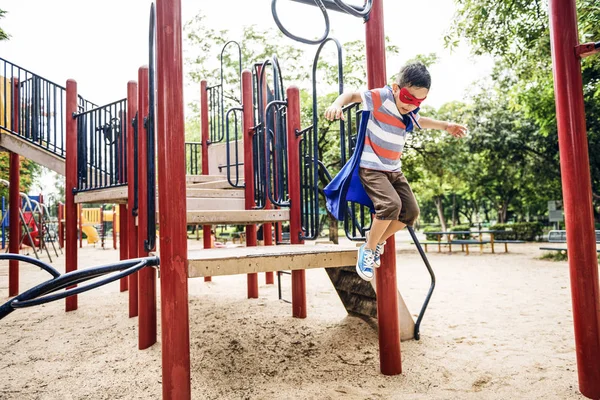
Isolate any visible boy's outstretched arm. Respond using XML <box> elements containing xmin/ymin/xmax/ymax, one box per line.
<box><xmin>419</xmin><ymin>117</ymin><xmax>468</xmax><ymax>138</ymax></box>
<box><xmin>324</xmin><ymin>92</ymin><xmax>362</xmax><ymax>121</ymax></box>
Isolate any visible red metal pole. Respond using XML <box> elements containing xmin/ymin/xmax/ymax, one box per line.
<box><xmin>548</xmin><ymin>2</ymin><xmax>600</xmax><ymax>397</ymax></box>
<box><xmin>257</xmin><ymin>65</ymin><xmax>275</xmax><ymax>285</ymax></box>
<box><xmin>200</xmin><ymin>79</ymin><xmax>212</xmax><ymax>283</ymax></box>
<box><xmin>285</xmin><ymin>86</ymin><xmax>306</xmax><ymax>318</ymax></box>
<box><xmin>58</xmin><ymin>203</ymin><xmax>64</xmax><ymax>249</ymax></box>
<box><xmin>119</xmin><ymin>204</ymin><xmax>129</xmax><ymax>292</ymax></box>
<box><xmin>242</xmin><ymin>70</ymin><xmax>259</xmax><ymax>298</ymax></box>
<box><xmin>366</xmin><ymin>0</ymin><xmax>401</xmax><ymax>376</ymax></box>
<box><xmin>137</xmin><ymin>66</ymin><xmax>157</xmax><ymax>350</ymax></box>
<box><xmin>65</xmin><ymin>79</ymin><xmax>78</xmax><ymax>312</ymax></box>
<box><xmin>156</xmin><ymin>0</ymin><xmax>191</xmax><ymax>398</ymax></box>
<box><xmin>112</xmin><ymin>206</ymin><xmax>117</xmax><ymax>250</ymax></box>
<box><xmin>8</xmin><ymin>151</ymin><xmax>19</xmax><ymax>297</ymax></box>
<box><xmin>127</xmin><ymin>81</ymin><xmax>139</xmax><ymax>318</ymax></box>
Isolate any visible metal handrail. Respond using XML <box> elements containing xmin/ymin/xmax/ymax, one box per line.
<box><xmin>225</xmin><ymin>106</ymin><xmax>244</xmax><ymax>188</ymax></box>
<box><xmin>145</xmin><ymin>2</ymin><xmax>157</xmax><ymax>252</ymax></box>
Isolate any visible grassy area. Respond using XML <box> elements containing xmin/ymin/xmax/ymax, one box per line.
<box><xmin>539</xmin><ymin>251</ymin><xmax>600</xmax><ymax>262</ymax></box>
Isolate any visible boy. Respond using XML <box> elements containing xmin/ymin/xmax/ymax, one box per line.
<box><xmin>324</xmin><ymin>62</ymin><xmax>467</xmax><ymax>281</ymax></box>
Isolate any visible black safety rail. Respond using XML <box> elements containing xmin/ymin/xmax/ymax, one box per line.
<box><xmin>185</xmin><ymin>142</ymin><xmax>202</xmax><ymax>175</ymax></box>
<box><xmin>225</xmin><ymin>106</ymin><xmax>244</xmax><ymax>188</ymax></box>
<box><xmin>271</xmin><ymin>0</ymin><xmax>373</xmax><ymax>45</ymax></box>
<box><xmin>74</xmin><ymin>98</ymin><xmax>128</xmax><ymax>192</ymax></box>
<box><xmin>0</xmin><ymin>57</ymin><xmax>95</xmax><ymax>159</ymax></box>
<box><xmin>253</xmin><ymin>56</ymin><xmax>288</xmax><ymax>208</ymax></box>
<box><xmin>207</xmin><ymin>84</ymin><xmax>224</xmax><ymax>144</ymax></box>
<box><xmin>145</xmin><ymin>2</ymin><xmax>157</xmax><ymax>252</ymax></box>
<box><xmin>0</xmin><ymin>253</ymin><xmax>159</xmax><ymax>320</ymax></box>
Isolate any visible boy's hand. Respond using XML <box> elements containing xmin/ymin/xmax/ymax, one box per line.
<box><xmin>324</xmin><ymin>104</ymin><xmax>345</xmax><ymax>121</ymax></box>
<box><xmin>446</xmin><ymin>123</ymin><xmax>467</xmax><ymax>138</ymax></box>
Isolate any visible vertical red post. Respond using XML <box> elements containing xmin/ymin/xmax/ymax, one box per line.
<box><xmin>8</xmin><ymin>152</ymin><xmax>20</xmax><ymax>297</ymax></box>
<box><xmin>119</xmin><ymin>204</ymin><xmax>128</xmax><ymax>292</ymax></box>
<box><xmin>8</xmin><ymin>78</ymin><xmax>20</xmax><ymax>297</ymax></box>
<box><xmin>548</xmin><ymin>1</ymin><xmax>600</xmax><ymax>397</ymax></box>
<box><xmin>127</xmin><ymin>81</ymin><xmax>139</xmax><ymax>318</ymax></box>
<box><xmin>156</xmin><ymin>0</ymin><xmax>191</xmax><ymax>398</ymax></box>
<box><xmin>200</xmin><ymin>79</ymin><xmax>212</xmax><ymax>282</ymax></box>
<box><xmin>112</xmin><ymin>206</ymin><xmax>117</xmax><ymax>250</ymax></box>
<box><xmin>257</xmin><ymin>65</ymin><xmax>275</xmax><ymax>285</ymax></box>
<box><xmin>285</xmin><ymin>86</ymin><xmax>306</xmax><ymax>318</ymax></box>
<box><xmin>58</xmin><ymin>203</ymin><xmax>64</xmax><ymax>249</ymax></box>
<box><xmin>242</xmin><ymin>70</ymin><xmax>259</xmax><ymax>298</ymax></box>
<box><xmin>65</xmin><ymin>79</ymin><xmax>78</xmax><ymax>312</ymax></box>
<box><xmin>138</xmin><ymin>66</ymin><xmax>157</xmax><ymax>349</ymax></box>
<box><xmin>366</xmin><ymin>0</ymin><xmax>401</xmax><ymax>376</ymax></box>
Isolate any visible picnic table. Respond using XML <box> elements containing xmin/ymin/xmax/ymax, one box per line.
<box><xmin>423</xmin><ymin>230</ymin><xmax>523</xmax><ymax>254</ymax></box>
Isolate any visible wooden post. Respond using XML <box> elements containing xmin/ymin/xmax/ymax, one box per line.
<box><xmin>241</xmin><ymin>70</ymin><xmax>259</xmax><ymax>298</ymax></box>
<box><xmin>119</xmin><ymin>203</ymin><xmax>129</xmax><ymax>292</ymax></box>
<box><xmin>285</xmin><ymin>86</ymin><xmax>306</xmax><ymax>318</ymax></box>
<box><xmin>200</xmin><ymin>79</ymin><xmax>212</xmax><ymax>283</ymax></box>
<box><xmin>366</xmin><ymin>0</ymin><xmax>402</xmax><ymax>376</ymax></box>
<box><xmin>156</xmin><ymin>0</ymin><xmax>191</xmax><ymax>397</ymax></box>
<box><xmin>8</xmin><ymin>151</ymin><xmax>20</xmax><ymax>297</ymax></box>
<box><xmin>127</xmin><ymin>80</ymin><xmax>139</xmax><ymax>318</ymax></box>
<box><xmin>65</xmin><ymin>79</ymin><xmax>78</xmax><ymax>312</ymax></box>
<box><xmin>137</xmin><ymin>66</ymin><xmax>157</xmax><ymax>349</ymax></box>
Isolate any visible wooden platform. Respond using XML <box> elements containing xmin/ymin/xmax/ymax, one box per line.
<box><xmin>188</xmin><ymin>244</ymin><xmax>357</xmax><ymax>278</ymax></box>
<box><xmin>74</xmin><ymin>186</ymin><xmax>128</xmax><ymax>204</ymax></box>
<box><xmin>186</xmin><ymin>175</ymin><xmax>234</xmax><ymax>184</ymax></box>
<box><xmin>187</xmin><ymin>180</ymin><xmax>243</xmax><ymax>189</ymax></box>
<box><xmin>186</xmin><ymin>209</ymin><xmax>289</xmax><ymax>225</ymax></box>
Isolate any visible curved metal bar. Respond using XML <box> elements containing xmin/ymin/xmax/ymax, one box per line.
<box><xmin>0</xmin><ymin>253</ymin><xmax>60</xmax><ymax>278</ymax></box>
<box><xmin>332</xmin><ymin>0</ymin><xmax>373</xmax><ymax>18</ymax></box>
<box><xmin>264</xmin><ymin>100</ymin><xmax>290</xmax><ymax>207</ymax></box>
<box><xmin>301</xmin><ymin>38</ymin><xmax>344</xmax><ymax>240</ymax></box>
<box><xmin>271</xmin><ymin>0</ymin><xmax>330</xmax><ymax>45</ymax></box>
<box><xmin>225</xmin><ymin>106</ymin><xmax>244</xmax><ymax>188</ymax></box>
<box><xmin>214</xmin><ymin>41</ymin><xmax>244</xmax><ymax>145</ymax></box>
<box><xmin>0</xmin><ymin>256</ymin><xmax>159</xmax><ymax>320</ymax></box>
<box><xmin>145</xmin><ymin>2</ymin><xmax>157</xmax><ymax>252</ymax></box>
<box><xmin>406</xmin><ymin>226</ymin><xmax>436</xmax><ymax>340</ymax></box>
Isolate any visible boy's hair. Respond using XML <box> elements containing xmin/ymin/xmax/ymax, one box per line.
<box><xmin>397</xmin><ymin>62</ymin><xmax>431</xmax><ymax>89</ymax></box>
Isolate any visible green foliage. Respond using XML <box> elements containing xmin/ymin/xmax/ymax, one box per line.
<box><xmin>491</xmin><ymin>222</ymin><xmax>543</xmax><ymax>241</ymax></box>
<box><xmin>0</xmin><ymin>154</ymin><xmax>41</xmax><ymax>200</ymax></box>
<box><xmin>539</xmin><ymin>251</ymin><xmax>568</xmax><ymax>262</ymax></box>
<box><xmin>0</xmin><ymin>9</ymin><xmax>9</xmax><ymax>41</ymax></box>
<box><xmin>423</xmin><ymin>226</ymin><xmax>442</xmax><ymax>241</ymax></box>
<box><xmin>450</xmin><ymin>224</ymin><xmax>471</xmax><ymax>240</ymax></box>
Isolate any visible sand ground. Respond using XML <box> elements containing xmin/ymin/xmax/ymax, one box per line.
<box><xmin>0</xmin><ymin>234</ymin><xmax>587</xmax><ymax>400</ymax></box>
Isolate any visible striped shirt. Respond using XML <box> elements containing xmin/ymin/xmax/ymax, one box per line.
<box><xmin>359</xmin><ymin>86</ymin><xmax>419</xmax><ymax>172</ymax></box>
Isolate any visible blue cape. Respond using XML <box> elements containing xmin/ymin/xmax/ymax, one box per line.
<box><xmin>323</xmin><ymin>109</ymin><xmax>418</xmax><ymax>221</ymax></box>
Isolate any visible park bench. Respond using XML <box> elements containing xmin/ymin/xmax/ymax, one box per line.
<box><xmin>539</xmin><ymin>230</ymin><xmax>600</xmax><ymax>254</ymax></box>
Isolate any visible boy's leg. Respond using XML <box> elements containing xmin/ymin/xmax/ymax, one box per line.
<box><xmin>366</xmin><ymin>218</ymin><xmax>392</xmax><ymax>250</ymax></box>
<box><xmin>380</xmin><ymin>220</ymin><xmax>406</xmax><ymax>242</ymax></box>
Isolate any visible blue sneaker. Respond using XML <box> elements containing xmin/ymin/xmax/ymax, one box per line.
<box><xmin>374</xmin><ymin>241</ymin><xmax>385</xmax><ymax>268</ymax></box>
<box><xmin>356</xmin><ymin>244</ymin><xmax>375</xmax><ymax>281</ymax></box>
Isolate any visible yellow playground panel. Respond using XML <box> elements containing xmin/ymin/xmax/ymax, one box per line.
<box><xmin>80</xmin><ymin>207</ymin><xmax>119</xmax><ymax>232</ymax></box>
<box><xmin>0</xmin><ymin>76</ymin><xmax>12</xmax><ymax>131</ymax></box>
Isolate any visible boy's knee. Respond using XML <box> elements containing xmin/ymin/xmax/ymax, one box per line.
<box><xmin>376</xmin><ymin>197</ymin><xmax>402</xmax><ymax>220</ymax></box>
<box><xmin>403</xmin><ymin>205</ymin><xmax>420</xmax><ymax>226</ymax></box>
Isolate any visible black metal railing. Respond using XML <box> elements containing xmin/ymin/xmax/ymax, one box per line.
<box><xmin>75</xmin><ymin>98</ymin><xmax>128</xmax><ymax>192</ymax></box>
<box><xmin>225</xmin><ymin>106</ymin><xmax>244</xmax><ymax>188</ymax></box>
<box><xmin>185</xmin><ymin>142</ymin><xmax>202</xmax><ymax>175</ymax></box>
<box><xmin>145</xmin><ymin>2</ymin><xmax>157</xmax><ymax>252</ymax></box>
<box><xmin>1</xmin><ymin>58</ymin><xmax>65</xmax><ymax>158</ymax></box>
<box><xmin>253</xmin><ymin>55</ymin><xmax>288</xmax><ymax>209</ymax></box>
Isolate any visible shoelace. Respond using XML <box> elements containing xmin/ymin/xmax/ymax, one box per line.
<box><xmin>375</xmin><ymin>243</ymin><xmax>384</xmax><ymax>258</ymax></box>
<box><xmin>364</xmin><ymin>249</ymin><xmax>375</xmax><ymax>266</ymax></box>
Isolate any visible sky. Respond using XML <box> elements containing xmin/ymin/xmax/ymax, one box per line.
<box><xmin>0</xmin><ymin>0</ymin><xmax>494</xmax><ymax>194</ymax></box>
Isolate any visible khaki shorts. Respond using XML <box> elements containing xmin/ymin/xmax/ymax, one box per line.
<box><xmin>358</xmin><ymin>168</ymin><xmax>420</xmax><ymax>225</ymax></box>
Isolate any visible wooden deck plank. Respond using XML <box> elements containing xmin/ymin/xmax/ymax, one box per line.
<box><xmin>186</xmin><ymin>209</ymin><xmax>289</xmax><ymax>225</ymax></box>
<box><xmin>187</xmin><ymin>180</ymin><xmax>242</xmax><ymax>189</ymax></box>
<box><xmin>188</xmin><ymin>244</ymin><xmax>357</xmax><ymax>277</ymax></box>
<box><xmin>186</xmin><ymin>175</ymin><xmax>234</xmax><ymax>183</ymax></box>
<box><xmin>74</xmin><ymin>186</ymin><xmax>128</xmax><ymax>204</ymax></box>
<box><xmin>186</xmin><ymin>188</ymin><xmax>245</xmax><ymax>198</ymax></box>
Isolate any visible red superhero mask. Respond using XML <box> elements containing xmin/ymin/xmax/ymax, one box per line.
<box><xmin>399</xmin><ymin>87</ymin><xmax>426</xmax><ymax>107</ymax></box>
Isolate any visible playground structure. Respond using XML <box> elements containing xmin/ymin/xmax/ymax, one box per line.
<box><xmin>0</xmin><ymin>0</ymin><xmax>598</xmax><ymax>399</ymax></box>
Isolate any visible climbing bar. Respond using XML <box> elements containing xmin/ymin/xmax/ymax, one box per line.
<box><xmin>0</xmin><ymin>254</ymin><xmax>159</xmax><ymax>320</ymax></box>
<box><xmin>145</xmin><ymin>2</ymin><xmax>157</xmax><ymax>253</ymax></box>
<box><xmin>406</xmin><ymin>226</ymin><xmax>436</xmax><ymax>340</ymax></box>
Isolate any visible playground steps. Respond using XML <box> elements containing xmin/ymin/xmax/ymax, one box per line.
<box><xmin>186</xmin><ymin>175</ymin><xmax>235</xmax><ymax>184</ymax></box>
<box><xmin>187</xmin><ymin>244</ymin><xmax>356</xmax><ymax>277</ymax></box>
<box><xmin>325</xmin><ymin>266</ymin><xmax>415</xmax><ymax>341</ymax></box>
<box><xmin>0</xmin><ymin>132</ymin><xmax>65</xmax><ymax>175</ymax></box>
<box><xmin>184</xmin><ymin>187</ymin><xmax>245</xmax><ymax>211</ymax></box>
<box><xmin>75</xmin><ymin>186</ymin><xmax>128</xmax><ymax>204</ymax></box>
<box><xmin>185</xmin><ymin>209</ymin><xmax>289</xmax><ymax>225</ymax></box>
<box><xmin>187</xmin><ymin>180</ymin><xmax>244</xmax><ymax>189</ymax></box>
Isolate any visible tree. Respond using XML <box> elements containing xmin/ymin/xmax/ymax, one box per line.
<box><xmin>0</xmin><ymin>9</ymin><xmax>9</xmax><ymax>41</ymax></box>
